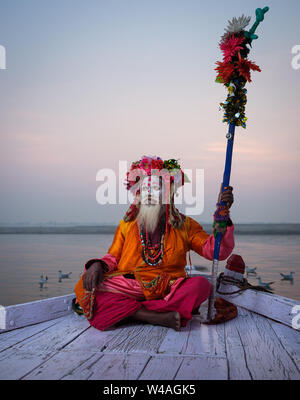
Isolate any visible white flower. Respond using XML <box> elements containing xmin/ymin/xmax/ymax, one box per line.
<box><xmin>225</xmin><ymin>14</ymin><xmax>251</xmax><ymax>34</ymax></box>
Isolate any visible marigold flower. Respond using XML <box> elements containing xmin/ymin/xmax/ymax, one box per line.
<box><xmin>236</xmin><ymin>58</ymin><xmax>261</xmax><ymax>82</ymax></box>
<box><xmin>215</xmin><ymin>61</ymin><xmax>235</xmax><ymax>84</ymax></box>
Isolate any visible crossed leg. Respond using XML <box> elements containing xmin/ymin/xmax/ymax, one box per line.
<box><xmin>89</xmin><ymin>276</ymin><xmax>210</xmax><ymax>332</ymax></box>
<box><xmin>131</xmin><ymin>276</ymin><xmax>210</xmax><ymax>331</ymax></box>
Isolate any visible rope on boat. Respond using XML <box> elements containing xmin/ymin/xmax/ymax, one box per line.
<box><xmin>216</xmin><ymin>272</ymin><xmax>274</xmax><ymax>295</ymax></box>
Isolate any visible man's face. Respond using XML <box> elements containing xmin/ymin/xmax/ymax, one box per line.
<box><xmin>140</xmin><ymin>175</ymin><xmax>161</xmax><ymax>206</ymax></box>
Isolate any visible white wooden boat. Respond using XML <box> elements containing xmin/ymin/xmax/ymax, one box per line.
<box><xmin>0</xmin><ymin>273</ymin><xmax>299</xmax><ymax>380</ymax></box>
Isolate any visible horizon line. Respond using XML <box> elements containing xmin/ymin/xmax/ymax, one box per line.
<box><xmin>1</xmin><ymin>221</ymin><xmax>300</xmax><ymax>227</ymax></box>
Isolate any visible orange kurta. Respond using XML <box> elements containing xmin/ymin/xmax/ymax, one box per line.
<box><xmin>75</xmin><ymin>216</ymin><xmax>234</xmax><ymax>303</ymax></box>
<box><xmin>106</xmin><ymin>216</ymin><xmax>209</xmax><ymax>286</ymax></box>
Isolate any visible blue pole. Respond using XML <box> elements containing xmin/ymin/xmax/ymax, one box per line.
<box><xmin>214</xmin><ymin>121</ymin><xmax>236</xmax><ymax>252</ymax></box>
<box><xmin>207</xmin><ymin>121</ymin><xmax>236</xmax><ymax>321</ymax></box>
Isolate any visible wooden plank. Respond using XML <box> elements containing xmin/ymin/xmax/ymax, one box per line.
<box><xmin>64</xmin><ymin>322</ymin><xmax>168</xmax><ymax>355</ymax></box>
<box><xmin>62</xmin><ymin>352</ymin><xmax>150</xmax><ymax>380</ymax></box>
<box><xmin>267</xmin><ymin>319</ymin><xmax>300</xmax><ymax>374</ymax></box>
<box><xmin>138</xmin><ymin>355</ymin><xmax>183</xmax><ymax>380</ymax></box>
<box><xmin>233</xmin><ymin>307</ymin><xmax>300</xmax><ymax>380</ymax></box>
<box><xmin>193</xmin><ymin>273</ymin><xmax>300</xmax><ymax>329</ymax></box>
<box><xmin>23</xmin><ymin>351</ymin><xmax>104</xmax><ymax>380</ymax></box>
<box><xmin>224</xmin><ymin>307</ymin><xmax>253</xmax><ymax>380</ymax></box>
<box><xmin>158</xmin><ymin>314</ymin><xmax>226</xmax><ymax>358</ymax></box>
<box><xmin>11</xmin><ymin>313</ymin><xmax>90</xmax><ymax>353</ymax></box>
<box><xmin>62</xmin><ymin>324</ymin><xmax>123</xmax><ymax>353</ymax></box>
<box><xmin>220</xmin><ymin>289</ymin><xmax>299</xmax><ymax>329</ymax></box>
<box><xmin>184</xmin><ymin>317</ymin><xmax>226</xmax><ymax>357</ymax></box>
<box><xmin>0</xmin><ymin>294</ymin><xmax>75</xmax><ymax>332</ymax></box>
<box><xmin>175</xmin><ymin>356</ymin><xmax>228</xmax><ymax>380</ymax></box>
<box><xmin>0</xmin><ymin>317</ymin><xmax>63</xmax><ymax>353</ymax></box>
<box><xmin>0</xmin><ymin>313</ymin><xmax>90</xmax><ymax>380</ymax></box>
<box><xmin>158</xmin><ymin>322</ymin><xmax>191</xmax><ymax>355</ymax></box>
<box><xmin>101</xmin><ymin>322</ymin><xmax>169</xmax><ymax>354</ymax></box>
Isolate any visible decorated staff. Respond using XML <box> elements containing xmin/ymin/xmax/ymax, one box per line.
<box><xmin>206</xmin><ymin>7</ymin><xmax>270</xmax><ymax>322</ymax></box>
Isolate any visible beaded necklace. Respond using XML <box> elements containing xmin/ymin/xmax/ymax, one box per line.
<box><xmin>139</xmin><ymin>224</ymin><xmax>164</xmax><ymax>266</ymax></box>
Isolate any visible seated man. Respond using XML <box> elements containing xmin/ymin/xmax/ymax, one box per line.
<box><xmin>75</xmin><ymin>156</ymin><xmax>234</xmax><ymax>331</ymax></box>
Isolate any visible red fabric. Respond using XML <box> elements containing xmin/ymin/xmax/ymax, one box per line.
<box><xmin>226</xmin><ymin>254</ymin><xmax>245</xmax><ymax>274</ymax></box>
<box><xmin>89</xmin><ymin>276</ymin><xmax>210</xmax><ymax>331</ymax></box>
<box><xmin>206</xmin><ymin>298</ymin><xmax>238</xmax><ymax>325</ymax></box>
<box><xmin>89</xmin><ymin>291</ymin><xmax>143</xmax><ymax>331</ymax></box>
<box><xmin>142</xmin><ymin>276</ymin><xmax>210</xmax><ymax>325</ymax></box>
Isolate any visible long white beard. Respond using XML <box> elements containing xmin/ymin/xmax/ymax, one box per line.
<box><xmin>137</xmin><ymin>203</ymin><xmax>162</xmax><ymax>234</ymax></box>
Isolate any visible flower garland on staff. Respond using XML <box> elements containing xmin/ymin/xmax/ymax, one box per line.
<box><xmin>215</xmin><ymin>9</ymin><xmax>269</xmax><ymax>128</ymax></box>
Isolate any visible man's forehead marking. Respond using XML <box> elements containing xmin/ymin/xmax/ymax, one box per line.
<box><xmin>142</xmin><ymin>176</ymin><xmax>160</xmax><ymax>185</ymax></box>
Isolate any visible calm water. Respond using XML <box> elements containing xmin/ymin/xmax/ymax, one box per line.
<box><xmin>0</xmin><ymin>233</ymin><xmax>299</xmax><ymax>306</ymax></box>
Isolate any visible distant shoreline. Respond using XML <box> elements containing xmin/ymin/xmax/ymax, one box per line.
<box><xmin>1</xmin><ymin>224</ymin><xmax>300</xmax><ymax>235</ymax></box>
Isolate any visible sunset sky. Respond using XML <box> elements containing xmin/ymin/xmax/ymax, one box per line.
<box><xmin>0</xmin><ymin>0</ymin><xmax>299</xmax><ymax>225</ymax></box>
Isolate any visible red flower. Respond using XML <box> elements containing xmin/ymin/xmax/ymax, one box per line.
<box><xmin>219</xmin><ymin>34</ymin><xmax>245</xmax><ymax>62</ymax></box>
<box><xmin>236</xmin><ymin>58</ymin><xmax>261</xmax><ymax>82</ymax></box>
<box><xmin>151</xmin><ymin>159</ymin><xmax>164</xmax><ymax>170</ymax></box>
<box><xmin>140</xmin><ymin>157</ymin><xmax>152</xmax><ymax>175</ymax></box>
<box><xmin>130</xmin><ymin>161</ymin><xmax>140</xmax><ymax>170</ymax></box>
<box><xmin>215</xmin><ymin>61</ymin><xmax>235</xmax><ymax>84</ymax></box>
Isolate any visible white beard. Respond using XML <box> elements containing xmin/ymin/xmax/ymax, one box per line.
<box><xmin>137</xmin><ymin>203</ymin><xmax>162</xmax><ymax>234</ymax></box>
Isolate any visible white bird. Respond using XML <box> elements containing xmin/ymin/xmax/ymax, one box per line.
<box><xmin>58</xmin><ymin>270</ymin><xmax>72</xmax><ymax>281</ymax></box>
<box><xmin>246</xmin><ymin>265</ymin><xmax>257</xmax><ymax>275</ymax></box>
<box><xmin>39</xmin><ymin>274</ymin><xmax>48</xmax><ymax>288</ymax></box>
<box><xmin>280</xmin><ymin>272</ymin><xmax>295</xmax><ymax>281</ymax></box>
<box><xmin>256</xmin><ymin>276</ymin><xmax>275</xmax><ymax>290</ymax></box>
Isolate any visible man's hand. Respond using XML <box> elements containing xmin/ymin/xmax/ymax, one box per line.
<box><xmin>83</xmin><ymin>262</ymin><xmax>104</xmax><ymax>291</ymax></box>
<box><xmin>214</xmin><ymin>222</ymin><xmax>228</xmax><ymax>235</ymax></box>
<box><xmin>218</xmin><ymin>184</ymin><xmax>234</xmax><ymax>209</ymax></box>
<box><xmin>213</xmin><ymin>184</ymin><xmax>234</xmax><ymax>235</ymax></box>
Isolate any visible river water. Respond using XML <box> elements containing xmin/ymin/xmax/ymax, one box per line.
<box><xmin>0</xmin><ymin>233</ymin><xmax>299</xmax><ymax>306</ymax></box>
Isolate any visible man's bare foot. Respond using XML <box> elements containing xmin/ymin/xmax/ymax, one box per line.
<box><xmin>132</xmin><ymin>308</ymin><xmax>181</xmax><ymax>331</ymax></box>
<box><xmin>161</xmin><ymin>311</ymin><xmax>181</xmax><ymax>331</ymax></box>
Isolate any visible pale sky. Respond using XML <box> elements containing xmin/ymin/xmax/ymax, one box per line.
<box><xmin>0</xmin><ymin>0</ymin><xmax>299</xmax><ymax>225</ymax></box>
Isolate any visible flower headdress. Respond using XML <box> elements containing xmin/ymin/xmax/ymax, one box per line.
<box><xmin>125</xmin><ymin>156</ymin><xmax>187</xmax><ymax>191</ymax></box>
<box><xmin>123</xmin><ymin>155</ymin><xmax>190</xmax><ymax>229</ymax></box>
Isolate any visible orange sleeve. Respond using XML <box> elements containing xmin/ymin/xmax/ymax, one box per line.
<box><xmin>107</xmin><ymin>222</ymin><xmax>126</xmax><ymax>262</ymax></box>
<box><xmin>83</xmin><ymin>222</ymin><xmax>125</xmax><ymax>272</ymax></box>
<box><xmin>187</xmin><ymin>217</ymin><xmax>210</xmax><ymax>256</ymax></box>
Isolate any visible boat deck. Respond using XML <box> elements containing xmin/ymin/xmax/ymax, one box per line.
<box><xmin>1</xmin><ymin>304</ymin><xmax>300</xmax><ymax>380</ymax></box>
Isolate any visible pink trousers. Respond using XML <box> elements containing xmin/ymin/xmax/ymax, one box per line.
<box><xmin>89</xmin><ymin>276</ymin><xmax>210</xmax><ymax>331</ymax></box>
